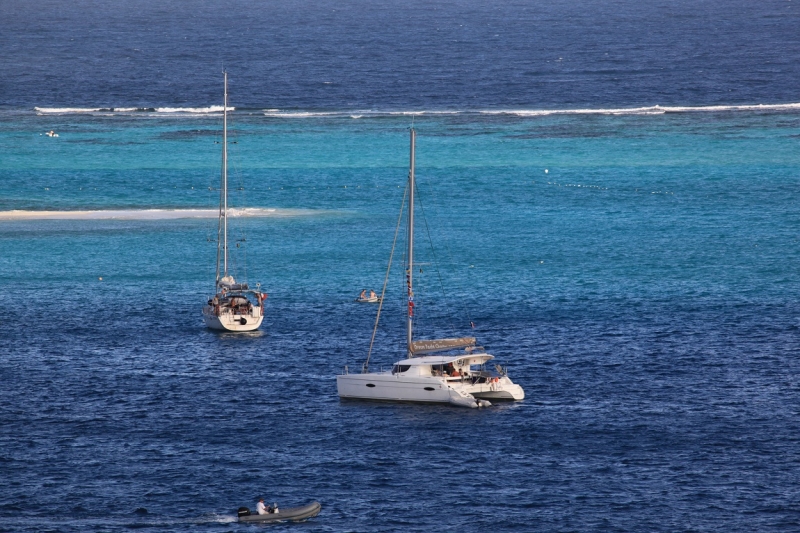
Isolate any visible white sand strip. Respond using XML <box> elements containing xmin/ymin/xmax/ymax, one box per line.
<box><xmin>0</xmin><ymin>208</ymin><xmax>320</xmax><ymax>221</ymax></box>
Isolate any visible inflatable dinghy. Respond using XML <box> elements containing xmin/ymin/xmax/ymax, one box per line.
<box><xmin>355</xmin><ymin>296</ymin><xmax>381</xmax><ymax>303</ymax></box>
<box><xmin>238</xmin><ymin>501</ymin><xmax>321</xmax><ymax>523</ymax></box>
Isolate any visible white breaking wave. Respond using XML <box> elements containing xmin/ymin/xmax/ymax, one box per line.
<box><xmin>479</xmin><ymin>103</ymin><xmax>800</xmax><ymax>116</ymax></box>
<box><xmin>263</xmin><ymin>110</ymin><xmax>342</xmax><ymax>118</ymax></box>
<box><xmin>35</xmin><ymin>107</ymin><xmax>108</xmax><ymax>114</ymax></box>
<box><xmin>0</xmin><ymin>208</ymin><xmax>320</xmax><ymax>221</ymax></box>
<box><xmin>262</xmin><ymin>109</ymin><xmax>478</xmax><ymax>118</ymax></box>
<box><xmin>155</xmin><ymin>106</ymin><xmax>229</xmax><ymax>114</ymax></box>
<box><xmin>34</xmin><ymin>106</ymin><xmax>231</xmax><ymax>115</ymax></box>
<box><xmin>262</xmin><ymin>103</ymin><xmax>800</xmax><ymax>119</ymax></box>
<box><xmin>34</xmin><ymin>102</ymin><xmax>800</xmax><ymax>118</ymax></box>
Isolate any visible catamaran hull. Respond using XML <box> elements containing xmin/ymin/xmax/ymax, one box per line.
<box><xmin>337</xmin><ymin>374</ymin><xmax>522</xmax><ymax>405</ymax></box>
<box><xmin>471</xmin><ymin>383</ymin><xmax>525</xmax><ymax>401</ymax></box>
<box><xmin>338</xmin><ymin>374</ymin><xmax>454</xmax><ymax>403</ymax></box>
<box><xmin>202</xmin><ymin>307</ymin><xmax>263</xmax><ymax>332</ymax></box>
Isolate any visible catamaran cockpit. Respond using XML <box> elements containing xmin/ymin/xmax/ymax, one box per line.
<box><xmin>389</xmin><ymin>353</ymin><xmax>510</xmax><ymax>384</ymax></box>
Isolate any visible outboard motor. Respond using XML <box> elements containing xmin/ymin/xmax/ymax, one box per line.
<box><xmin>237</xmin><ymin>507</ymin><xmax>251</xmax><ymax>517</ymax></box>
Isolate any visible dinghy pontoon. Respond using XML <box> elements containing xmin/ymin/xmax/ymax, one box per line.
<box><xmin>237</xmin><ymin>501</ymin><xmax>321</xmax><ymax>523</ymax></box>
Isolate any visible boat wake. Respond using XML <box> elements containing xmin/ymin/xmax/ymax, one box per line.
<box><xmin>0</xmin><ymin>208</ymin><xmax>320</xmax><ymax>221</ymax></box>
<box><xmin>201</xmin><ymin>514</ymin><xmax>237</xmax><ymax>524</ymax></box>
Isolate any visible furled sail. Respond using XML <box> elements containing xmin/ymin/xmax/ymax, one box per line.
<box><xmin>218</xmin><ymin>275</ymin><xmax>249</xmax><ymax>291</ymax></box>
<box><xmin>410</xmin><ymin>337</ymin><xmax>476</xmax><ymax>355</ymax></box>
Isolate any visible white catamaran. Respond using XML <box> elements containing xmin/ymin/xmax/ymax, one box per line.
<box><xmin>202</xmin><ymin>73</ymin><xmax>266</xmax><ymax>332</ymax></box>
<box><xmin>337</xmin><ymin>128</ymin><xmax>525</xmax><ymax>408</ymax></box>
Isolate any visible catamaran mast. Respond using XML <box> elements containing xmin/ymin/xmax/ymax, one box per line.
<box><xmin>222</xmin><ymin>72</ymin><xmax>229</xmax><ymax>279</ymax></box>
<box><xmin>406</xmin><ymin>128</ymin><xmax>416</xmax><ymax>357</ymax></box>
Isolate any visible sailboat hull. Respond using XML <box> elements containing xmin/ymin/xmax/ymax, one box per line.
<box><xmin>203</xmin><ymin>306</ymin><xmax>263</xmax><ymax>332</ymax></box>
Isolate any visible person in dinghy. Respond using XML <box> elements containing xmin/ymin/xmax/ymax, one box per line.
<box><xmin>355</xmin><ymin>289</ymin><xmax>381</xmax><ymax>303</ymax></box>
<box><xmin>257</xmin><ymin>498</ymin><xmax>278</xmax><ymax>515</ymax></box>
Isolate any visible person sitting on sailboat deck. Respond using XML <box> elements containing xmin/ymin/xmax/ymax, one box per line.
<box><xmin>360</xmin><ymin>289</ymin><xmax>366</xmax><ymax>300</ymax></box>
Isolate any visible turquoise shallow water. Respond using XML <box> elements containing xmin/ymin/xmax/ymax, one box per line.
<box><xmin>1</xmin><ymin>108</ymin><xmax>800</xmax><ymax>531</ymax></box>
<box><xmin>2</xmin><ymin>109</ymin><xmax>799</xmax><ymax>304</ymax></box>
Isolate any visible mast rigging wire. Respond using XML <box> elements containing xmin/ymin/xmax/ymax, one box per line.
<box><xmin>364</xmin><ymin>183</ymin><xmax>408</xmax><ymax>373</ymax></box>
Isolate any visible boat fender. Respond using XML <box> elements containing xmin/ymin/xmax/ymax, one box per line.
<box><xmin>238</xmin><ymin>507</ymin><xmax>251</xmax><ymax>517</ymax></box>
<box><xmin>240</xmin><ymin>317</ymin><xmax>247</xmax><ymax>325</ymax></box>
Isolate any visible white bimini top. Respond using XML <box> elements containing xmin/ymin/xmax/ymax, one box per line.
<box><xmin>394</xmin><ymin>353</ymin><xmax>495</xmax><ymax>367</ymax></box>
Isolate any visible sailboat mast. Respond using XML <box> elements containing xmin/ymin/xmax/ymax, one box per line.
<box><xmin>406</xmin><ymin>128</ymin><xmax>416</xmax><ymax>357</ymax></box>
<box><xmin>222</xmin><ymin>72</ymin><xmax>229</xmax><ymax>278</ymax></box>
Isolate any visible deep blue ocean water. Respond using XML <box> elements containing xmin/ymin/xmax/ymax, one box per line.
<box><xmin>2</xmin><ymin>1</ymin><xmax>800</xmax><ymax>532</ymax></box>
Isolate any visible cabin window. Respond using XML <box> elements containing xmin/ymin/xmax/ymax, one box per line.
<box><xmin>391</xmin><ymin>365</ymin><xmax>411</xmax><ymax>374</ymax></box>
<box><xmin>366</xmin><ymin>383</ymin><xmax>376</xmax><ymax>388</ymax></box>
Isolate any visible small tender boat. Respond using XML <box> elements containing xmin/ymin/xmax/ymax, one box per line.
<box><xmin>237</xmin><ymin>501</ymin><xmax>321</xmax><ymax>523</ymax></box>
<box><xmin>355</xmin><ymin>296</ymin><xmax>382</xmax><ymax>304</ymax></box>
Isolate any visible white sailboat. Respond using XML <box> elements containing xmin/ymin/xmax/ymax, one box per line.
<box><xmin>202</xmin><ymin>73</ymin><xmax>266</xmax><ymax>332</ymax></box>
<box><xmin>337</xmin><ymin>128</ymin><xmax>524</xmax><ymax>407</ymax></box>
